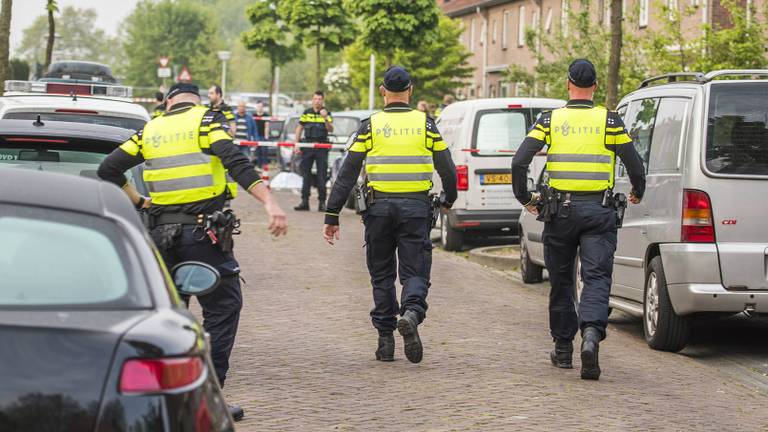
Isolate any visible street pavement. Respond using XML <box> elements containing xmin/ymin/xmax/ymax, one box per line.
<box><xmin>198</xmin><ymin>190</ymin><xmax>768</xmax><ymax>431</ymax></box>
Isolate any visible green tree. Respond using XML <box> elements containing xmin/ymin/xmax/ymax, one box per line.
<box><xmin>241</xmin><ymin>0</ymin><xmax>303</xmax><ymax>112</ymax></box>
<box><xmin>281</xmin><ymin>0</ymin><xmax>355</xmax><ymax>90</ymax></box>
<box><xmin>10</xmin><ymin>58</ymin><xmax>29</xmax><ymax>80</ymax></box>
<box><xmin>121</xmin><ymin>0</ymin><xmax>220</xmax><ymax>88</ymax></box>
<box><xmin>0</xmin><ymin>0</ymin><xmax>11</xmax><ymax>93</ymax></box>
<box><xmin>45</xmin><ymin>0</ymin><xmax>58</xmax><ymax>70</ymax></box>
<box><xmin>345</xmin><ymin>0</ymin><xmax>441</xmax><ymax>66</ymax></box>
<box><xmin>696</xmin><ymin>0</ymin><xmax>767</xmax><ymax>71</ymax></box>
<box><xmin>345</xmin><ymin>15</ymin><xmax>473</xmax><ymax>108</ymax></box>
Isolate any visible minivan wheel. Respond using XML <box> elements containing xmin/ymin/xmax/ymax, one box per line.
<box><xmin>520</xmin><ymin>232</ymin><xmax>543</xmax><ymax>283</ymax></box>
<box><xmin>440</xmin><ymin>211</ymin><xmax>464</xmax><ymax>251</ymax></box>
<box><xmin>644</xmin><ymin>256</ymin><xmax>690</xmax><ymax>352</ymax></box>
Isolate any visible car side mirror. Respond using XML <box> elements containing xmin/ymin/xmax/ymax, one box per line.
<box><xmin>527</xmin><ymin>178</ymin><xmax>536</xmax><ymax>192</ymax></box>
<box><xmin>172</xmin><ymin>261</ymin><xmax>220</xmax><ymax>297</ymax></box>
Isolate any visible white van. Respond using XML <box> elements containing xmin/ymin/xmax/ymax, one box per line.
<box><xmin>435</xmin><ymin>97</ymin><xmax>565</xmax><ymax>251</ymax></box>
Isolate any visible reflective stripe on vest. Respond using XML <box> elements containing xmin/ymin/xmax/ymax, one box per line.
<box><xmin>140</xmin><ymin>105</ymin><xmax>228</xmax><ymax>205</ymax></box>
<box><xmin>366</xmin><ymin>110</ymin><xmax>433</xmax><ymax>193</ymax></box>
<box><xmin>546</xmin><ymin>106</ymin><xmax>614</xmax><ymax>192</ymax></box>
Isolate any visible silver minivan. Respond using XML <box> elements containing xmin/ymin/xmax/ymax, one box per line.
<box><xmin>435</xmin><ymin>97</ymin><xmax>564</xmax><ymax>251</ymax></box>
<box><xmin>520</xmin><ymin>70</ymin><xmax>768</xmax><ymax>352</ymax></box>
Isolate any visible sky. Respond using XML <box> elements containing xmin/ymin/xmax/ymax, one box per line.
<box><xmin>10</xmin><ymin>0</ymin><xmax>140</xmax><ymax>53</ymax></box>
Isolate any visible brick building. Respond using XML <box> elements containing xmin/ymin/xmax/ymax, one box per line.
<box><xmin>438</xmin><ymin>0</ymin><xmax>752</xmax><ymax>99</ymax></box>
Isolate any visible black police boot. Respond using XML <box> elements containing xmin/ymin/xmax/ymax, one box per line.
<box><xmin>397</xmin><ymin>309</ymin><xmax>423</xmax><ymax>364</ymax></box>
<box><xmin>375</xmin><ymin>332</ymin><xmax>395</xmax><ymax>362</ymax></box>
<box><xmin>318</xmin><ymin>202</ymin><xmax>327</xmax><ymax>212</ymax></box>
<box><xmin>550</xmin><ymin>339</ymin><xmax>574</xmax><ymax>369</ymax></box>
<box><xmin>228</xmin><ymin>404</ymin><xmax>244</xmax><ymax>422</ymax></box>
<box><xmin>294</xmin><ymin>200</ymin><xmax>309</xmax><ymax>211</ymax></box>
<box><xmin>580</xmin><ymin>327</ymin><xmax>602</xmax><ymax>380</ymax></box>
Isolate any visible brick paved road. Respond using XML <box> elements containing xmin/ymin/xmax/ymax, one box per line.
<box><xmin>206</xmin><ymin>191</ymin><xmax>768</xmax><ymax>431</ymax></box>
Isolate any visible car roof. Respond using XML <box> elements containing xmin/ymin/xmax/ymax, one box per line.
<box><xmin>0</xmin><ymin>119</ymin><xmax>134</xmax><ymax>143</ymax></box>
<box><xmin>0</xmin><ymin>168</ymin><xmax>144</xmax><ymax>230</ymax></box>
<box><xmin>0</xmin><ymin>94</ymin><xmax>150</xmax><ymax>120</ymax></box>
<box><xmin>336</xmin><ymin>110</ymin><xmax>377</xmax><ymax>119</ymax></box>
<box><xmin>446</xmin><ymin>97</ymin><xmax>566</xmax><ymax>111</ymax></box>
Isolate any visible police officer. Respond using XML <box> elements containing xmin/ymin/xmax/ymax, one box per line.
<box><xmin>97</xmin><ymin>83</ymin><xmax>288</xmax><ymax>420</ymax></box>
<box><xmin>208</xmin><ymin>84</ymin><xmax>237</xmax><ymax>136</ymax></box>
<box><xmin>294</xmin><ymin>90</ymin><xmax>334</xmax><ymax>212</ymax></box>
<box><xmin>323</xmin><ymin>66</ymin><xmax>457</xmax><ymax>364</ymax></box>
<box><xmin>512</xmin><ymin>59</ymin><xmax>646</xmax><ymax>380</ymax></box>
<box><xmin>151</xmin><ymin>91</ymin><xmax>166</xmax><ymax>119</ymax></box>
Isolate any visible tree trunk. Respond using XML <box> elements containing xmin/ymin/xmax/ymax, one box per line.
<box><xmin>315</xmin><ymin>23</ymin><xmax>322</xmax><ymax>90</ymax></box>
<box><xmin>268</xmin><ymin>60</ymin><xmax>276</xmax><ymax>115</ymax></box>
<box><xmin>605</xmin><ymin>0</ymin><xmax>623</xmax><ymax>109</ymax></box>
<box><xmin>45</xmin><ymin>1</ymin><xmax>55</xmax><ymax>69</ymax></box>
<box><xmin>0</xmin><ymin>0</ymin><xmax>12</xmax><ymax>94</ymax></box>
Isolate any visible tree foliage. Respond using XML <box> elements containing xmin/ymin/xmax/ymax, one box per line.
<box><xmin>345</xmin><ymin>0</ymin><xmax>441</xmax><ymax>65</ymax></box>
<box><xmin>121</xmin><ymin>0</ymin><xmax>220</xmax><ymax>88</ymax></box>
<box><xmin>344</xmin><ymin>15</ymin><xmax>473</xmax><ymax>109</ymax></box>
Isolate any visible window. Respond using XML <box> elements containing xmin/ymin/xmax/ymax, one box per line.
<box><xmin>518</xmin><ymin>6</ymin><xmax>527</xmax><ymax>47</ymax></box>
<box><xmin>649</xmin><ymin>98</ymin><xmax>689</xmax><ymax>172</ymax></box>
<box><xmin>473</xmin><ymin>109</ymin><xmax>530</xmax><ymax>156</ymax></box>
<box><xmin>705</xmin><ymin>83</ymin><xmax>768</xmax><ymax>176</ymax></box>
<box><xmin>470</xmin><ymin>18</ymin><xmax>476</xmax><ymax>52</ymax></box>
<box><xmin>500</xmin><ymin>83</ymin><xmax>510</xmax><ymax>97</ymax></box>
<box><xmin>502</xmin><ymin>10</ymin><xmax>510</xmax><ymax>49</ymax></box>
<box><xmin>639</xmin><ymin>0</ymin><xmax>649</xmax><ymax>27</ymax></box>
<box><xmin>0</xmin><ymin>205</ymin><xmax>150</xmax><ymax>308</ymax></box>
<box><xmin>626</xmin><ymin>98</ymin><xmax>660</xmax><ymax>172</ymax></box>
<box><xmin>492</xmin><ymin>19</ymin><xmax>497</xmax><ymax>44</ymax></box>
<box><xmin>545</xmin><ymin>8</ymin><xmax>553</xmax><ymax>33</ymax></box>
<box><xmin>532</xmin><ymin>8</ymin><xmax>540</xmax><ymax>30</ymax></box>
<box><xmin>561</xmin><ymin>0</ymin><xmax>570</xmax><ymax>35</ymax></box>
<box><xmin>667</xmin><ymin>0</ymin><xmax>679</xmax><ymax>20</ymax></box>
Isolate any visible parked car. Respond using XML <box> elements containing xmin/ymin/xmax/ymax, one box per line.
<box><xmin>0</xmin><ymin>168</ymin><xmax>234</xmax><ymax>431</ymax></box>
<box><xmin>434</xmin><ymin>97</ymin><xmax>565</xmax><ymax>251</ymax></box>
<box><xmin>41</xmin><ymin>60</ymin><xmax>118</xmax><ymax>83</ymax></box>
<box><xmin>519</xmin><ymin>70</ymin><xmax>768</xmax><ymax>352</ymax></box>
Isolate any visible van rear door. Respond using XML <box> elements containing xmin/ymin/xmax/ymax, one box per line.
<box><xmin>703</xmin><ymin>82</ymin><xmax>768</xmax><ymax>290</ymax></box>
<box><xmin>466</xmin><ymin>107</ymin><xmax>541</xmax><ymax>211</ymax></box>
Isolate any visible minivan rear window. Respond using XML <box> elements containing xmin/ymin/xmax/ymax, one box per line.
<box><xmin>472</xmin><ymin>109</ymin><xmax>530</xmax><ymax>156</ymax></box>
<box><xmin>3</xmin><ymin>112</ymin><xmax>146</xmax><ymax>131</ymax></box>
<box><xmin>706</xmin><ymin>83</ymin><xmax>768</xmax><ymax>176</ymax></box>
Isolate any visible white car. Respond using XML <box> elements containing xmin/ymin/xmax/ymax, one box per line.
<box><xmin>1</xmin><ymin>80</ymin><xmax>149</xmax><ymax>131</ymax></box>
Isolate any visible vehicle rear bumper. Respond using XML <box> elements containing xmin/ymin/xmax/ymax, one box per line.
<box><xmin>448</xmin><ymin>208</ymin><xmax>521</xmax><ymax>231</ymax></box>
<box><xmin>666</xmin><ymin>283</ymin><xmax>768</xmax><ymax>315</ymax></box>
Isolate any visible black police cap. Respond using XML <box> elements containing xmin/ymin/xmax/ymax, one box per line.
<box><xmin>383</xmin><ymin>66</ymin><xmax>412</xmax><ymax>93</ymax></box>
<box><xmin>568</xmin><ymin>59</ymin><xmax>597</xmax><ymax>88</ymax></box>
<box><xmin>166</xmin><ymin>83</ymin><xmax>200</xmax><ymax>99</ymax></box>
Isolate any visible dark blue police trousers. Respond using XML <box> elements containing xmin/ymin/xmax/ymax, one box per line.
<box><xmin>543</xmin><ymin>201</ymin><xmax>617</xmax><ymax>341</ymax></box>
<box><xmin>363</xmin><ymin>198</ymin><xmax>432</xmax><ymax>333</ymax></box>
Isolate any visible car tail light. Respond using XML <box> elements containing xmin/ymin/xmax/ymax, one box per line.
<box><xmin>507</xmin><ymin>104</ymin><xmax>523</xmax><ymax>108</ymax></box>
<box><xmin>120</xmin><ymin>357</ymin><xmax>204</xmax><ymax>393</ymax></box>
<box><xmin>682</xmin><ymin>189</ymin><xmax>715</xmax><ymax>243</ymax></box>
<box><xmin>5</xmin><ymin>137</ymin><xmax>68</xmax><ymax>144</ymax></box>
<box><xmin>457</xmin><ymin>165</ymin><xmax>469</xmax><ymax>191</ymax></box>
<box><xmin>55</xmin><ymin>108</ymin><xmax>99</xmax><ymax>115</ymax></box>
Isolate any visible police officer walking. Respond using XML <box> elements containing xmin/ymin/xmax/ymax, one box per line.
<box><xmin>511</xmin><ymin>59</ymin><xmax>646</xmax><ymax>380</ymax></box>
<box><xmin>323</xmin><ymin>66</ymin><xmax>457</xmax><ymax>363</ymax></box>
<box><xmin>294</xmin><ymin>90</ymin><xmax>334</xmax><ymax>212</ymax></box>
<box><xmin>98</xmin><ymin>83</ymin><xmax>288</xmax><ymax>420</ymax></box>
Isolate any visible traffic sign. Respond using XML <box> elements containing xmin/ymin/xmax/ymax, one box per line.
<box><xmin>158</xmin><ymin>57</ymin><xmax>170</xmax><ymax>68</ymax></box>
<box><xmin>157</xmin><ymin>67</ymin><xmax>171</xmax><ymax>78</ymax></box>
<box><xmin>177</xmin><ymin>66</ymin><xmax>192</xmax><ymax>82</ymax></box>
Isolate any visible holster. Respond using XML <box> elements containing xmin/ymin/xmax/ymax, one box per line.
<box><xmin>430</xmin><ymin>191</ymin><xmax>446</xmax><ymax>228</ymax></box>
<box><xmin>208</xmin><ymin>209</ymin><xmax>241</xmax><ymax>253</ymax></box>
<box><xmin>536</xmin><ymin>186</ymin><xmax>558</xmax><ymax>222</ymax></box>
<box><xmin>355</xmin><ymin>186</ymin><xmax>369</xmax><ymax>215</ymax></box>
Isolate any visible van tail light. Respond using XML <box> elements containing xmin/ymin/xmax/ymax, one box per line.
<box><xmin>457</xmin><ymin>165</ymin><xmax>469</xmax><ymax>191</ymax></box>
<box><xmin>682</xmin><ymin>189</ymin><xmax>715</xmax><ymax>243</ymax></box>
<box><xmin>120</xmin><ymin>357</ymin><xmax>204</xmax><ymax>393</ymax></box>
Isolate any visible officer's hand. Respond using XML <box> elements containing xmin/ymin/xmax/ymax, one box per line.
<box><xmin>629</xmin><ymin>192</ymin><xmax>641</xmax><ymax>204</ymax></box>
<box><xmin>525</xmin><ymin>204</ymin><xmax>539</xmax><ymax>215</ymax></box>
<box><xmin>323</xmin><ymin>224</ymin><xmax>340</xmax><ymax>245</ymax></box>
<box><xmin>320</xmin><ymin>109</ymin><xmax>329</xmax><ymax>118</ymax></box>
<box><xmin>142</xmin><ymin>197</ymin><xmax>152</xmax><ymax>209</ymax></box>
<box><xmin>266</xmin><ymin>203</ymin><xmax>288</xmax><ymax>236</ymax></box>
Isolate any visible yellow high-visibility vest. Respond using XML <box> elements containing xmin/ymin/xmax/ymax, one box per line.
<box><xmin>547</xmin><ymin>106</ymin><xmax>615</xmax><ymax>192</ymax></box>
<box><xmin>366</xmin><ymin>110</ymin><xmax>434</xmax><ymax>193</ymax></box>
<box><xmin>123</xmin><ymin>105</ymin><xmax>230</xmax><ymax>205</ymax></box>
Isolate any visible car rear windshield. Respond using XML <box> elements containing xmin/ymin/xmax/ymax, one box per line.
<box><xmin>332</xmin><ymin>117</ymin><xmax>361</xmax><ymax>141</ymax></box>
<box><xmin>3</xmin><ymin>112</ymin><xmax>145</xmax><ymax>131</ymax></box>
<box><xmin>706</xmin><ymin>83</ymin><xmax>768</xmax><ymax>176</ymax></box>
<box><xmin>0</xmin><ymin>205</ymin><xmax>151</xmax><ymax>308</ymax></box>
<box><xmin>0</xmin><ymin>147</ymin><xmax>138</xmax><ymax>185</ymax></box>
<box><xmin>472</xmin><ymin>109</ymin><xmax>531</xmax><ymax>156</ymax></box>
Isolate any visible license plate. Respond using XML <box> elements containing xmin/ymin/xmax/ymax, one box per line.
<box><xmin>480</xmin><ymin>173</ymin><xmax>512</xmax><ymax>185</ymax></box>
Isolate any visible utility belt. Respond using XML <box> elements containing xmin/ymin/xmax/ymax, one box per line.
<box><xmin>355</xmin><ymin>187</ymin><xmax>430</xmax><ymax>215</ymax></box>
<box><xmin>149</xmin><ymin>209</ymin><xmax>241</xmax><ymax>252</ymax></box>
<box><xmin>536</xmin><ymin>187</ymin><xmax>627</xmax><ymax>228</ymax></box>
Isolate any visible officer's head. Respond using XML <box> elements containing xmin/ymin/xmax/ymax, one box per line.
<box><xmin>208</xmin><ymin>85</ymin><xmax>223</xmax><ymax>105</ymax></box>
<box><xmin>567</xmin><ymin>59</ymin><xmax>598</xmax><ymax>99</ymax></box>
<box><xmin>154</xmin><ymin>91</ymin><xmax>164</xmax><ymax>103</ymax></box>
<box><xmin>379</xmin><ymin>66</ymin><xmax>413</xmax><ymax>104</ymax></box>
<box><xmin>312</xmin><ymin>90</ymin><xmax>325</xmax><ymax>110</ymax></box>
<box><xmin>166</xmin><ymin>83</ymin><xmax>201</xmax><ymax>109</ymax></box>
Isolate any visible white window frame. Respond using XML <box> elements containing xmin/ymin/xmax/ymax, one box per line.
<box><xmin>532</xmin><ymin>8</ymin><xmax>540</xmax><ymax>31</ymax></box>
<box><xmin>492</xmin><ymin>19</ymin><xmax>497</xmax><ymax>44</ymax></box>
<box><xmin>639</xmin><ymin>0</ymin><xmax>649</xmax><ymax>28</ymax></box>
<box><xmin>470</xmin><ymin>18</ymin><xmax>476</xmax><ymax>52</ymax></box>
<box><xmin>667</xmin><ymin>0</ymin><xmax>679</xmax><ymax>20</ymax></box>
<box><xmin>561</xmin><ymin>0</ymin><xmax>570</xmax><ymax>35</ymax></box>
<box><xmin>502</xmin><ymin>10</ymin><xmax>510</xmax><ymax>49</ymax></box>
<box><xmin>518</xmin><ymin>5</ymin><xmax>527</xmax><ymax>47</ymax></box>
<box><xmin>545</xmin><ymin>7</ymin><xmax>553</xmax><ymax>33</ymax></box>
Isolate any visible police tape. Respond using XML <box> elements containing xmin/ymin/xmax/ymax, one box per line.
<box><xmin>233</xmin><ymin>140</ymin><xmax>347</xmax><ymax>150</ymax></box>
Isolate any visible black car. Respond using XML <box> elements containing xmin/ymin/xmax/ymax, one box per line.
<box><xmin>0</xmin><ymin>119</ymin><xmax>149</xmax><ymax>196</ymax></box>
<box><xmin>0</xmin><ymin>169</ymin><xmax>234</xmax><ymax>431</ymax></box>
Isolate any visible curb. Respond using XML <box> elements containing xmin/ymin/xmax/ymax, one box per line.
<box><xmin>468</xmin><ymin>245</ymin><xmax>520</xmax><ymax>270</ymax></box>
